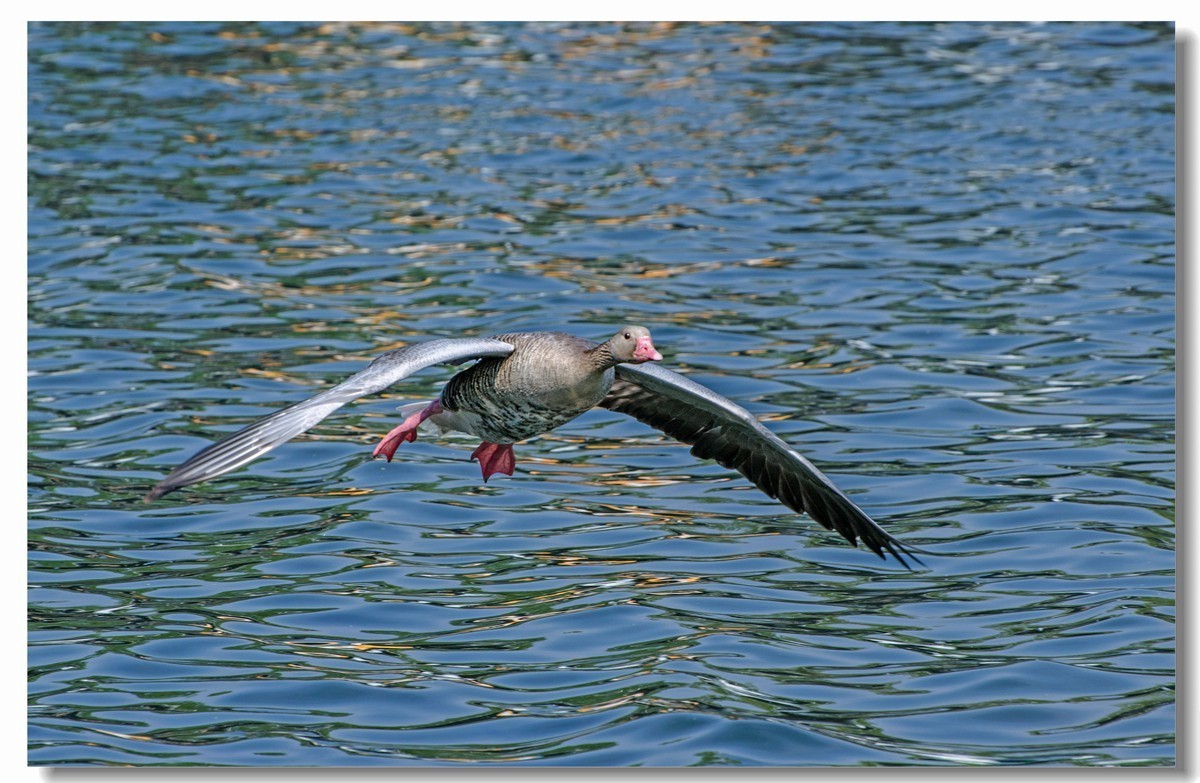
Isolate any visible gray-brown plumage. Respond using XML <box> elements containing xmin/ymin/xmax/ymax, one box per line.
<box><xmin>440</xmin><ymin>332</ymin><xmax>618</xmax><ymax>444</ymax></box>
<box><xmin>144</xmin><ymin>325</ymin><xmax>920</xmax><ymax>569</ymax></box>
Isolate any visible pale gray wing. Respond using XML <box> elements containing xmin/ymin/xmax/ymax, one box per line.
<box><xmin>145</xmin><ymin>338</ymin><xmax>514</xmax><ymax>501</ymax></box>
<box><xmin>600</xmin><ymin>362</ymin><xmax>922</xmax><ymax>569</ymax></box>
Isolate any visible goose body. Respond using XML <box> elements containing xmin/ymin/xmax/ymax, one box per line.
<box><xmin>146</xmin><ymin>326</ymin><xmax>920</xmax><ymax>569</ymax></box>
<box><xmin>437</xmin><ymin>332</ymin><xmax>617</xmax><ymax>444</ymax></box>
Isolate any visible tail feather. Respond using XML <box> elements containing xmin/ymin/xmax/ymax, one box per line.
<box><xmin>409</xmin><ymin>401</ymin><xmax>481</xmax><ymax>437</ymax></box>
<box><xmin>395</xmin><ymin>401</ymin><xmax>432</xmax><ymax>419</ymax></box>
<box><xmin>395</xmin><ymin>401</ymin><xmax>446</xmax><ymax>435</ymax></box>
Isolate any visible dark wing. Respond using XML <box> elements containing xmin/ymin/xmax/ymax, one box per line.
<box><xmin>145</xmin><ymin>338</ymin><xmax>514</xmax><ymax>501</ymax></box>
<box><xmin>600</xmin><ymin>362</ymin><xmax>921</xmax><ymax>569</ymax></box>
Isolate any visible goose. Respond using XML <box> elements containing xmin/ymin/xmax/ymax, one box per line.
<box><xmin>145</xmin><ymin>326</ymin><xmax>921</xmax><ymax>568</ymax></box>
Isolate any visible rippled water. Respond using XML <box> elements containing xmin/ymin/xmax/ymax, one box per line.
<box><xmin>28</xmin><ymin>22</ymin><xmax>1175</xmax><ymax>766</ymax></box>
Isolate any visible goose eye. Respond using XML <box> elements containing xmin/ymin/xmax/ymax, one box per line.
<box><xmin>623</xmin><ymin>332</ymin><xmax>631</xmax><ymax>339</ymax></box>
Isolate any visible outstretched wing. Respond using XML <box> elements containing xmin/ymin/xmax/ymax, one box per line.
<box><xmin>145</xmin><ymin>338</ymin><xmax>514</xmax><ymax>501</ymax></box>
<box><xmin>600</xmin><ymin>362</ymin><xmax>921</xmax><ymax>569</ymax></box>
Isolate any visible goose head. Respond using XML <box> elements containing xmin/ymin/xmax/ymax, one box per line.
<box><xmin>608</xmin><ymin>325</ymin><xmax>662</xmax><ymax>364</ymax></box>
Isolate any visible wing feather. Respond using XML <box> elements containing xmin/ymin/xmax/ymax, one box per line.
<box><xmin>145</xmin><ymin>338</ymin><xmax>514</xmax><ymax>501</ymax></box>
<box><xmin>601</xmin><ymin>362</ymin><xmax>921</xmax><ymax>569</ymax></box>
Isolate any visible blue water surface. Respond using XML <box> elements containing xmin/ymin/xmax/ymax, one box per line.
<box><xmin>28</xmin><ymin>21</ymin><xmax>1174</xmax><ymax>766</ymax></box>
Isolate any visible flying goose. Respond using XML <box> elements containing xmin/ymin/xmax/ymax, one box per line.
<box><xmin>145</xmin><ymin>326</ymin><xmax>920</xmax><ymax>568</ymax></box>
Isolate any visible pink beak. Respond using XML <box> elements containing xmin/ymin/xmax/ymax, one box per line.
<box><xmin>633</xmin><ymin>335</ymin><xmax>662</xmax><ymax>362</ymax></box>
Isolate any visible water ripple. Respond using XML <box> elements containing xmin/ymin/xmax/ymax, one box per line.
<box><xmin>29</xmin><ymin>21</ymin><xmax>1173</xmax><ymax>766</ymax></box>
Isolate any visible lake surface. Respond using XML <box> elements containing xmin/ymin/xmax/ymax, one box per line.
<box><xmin>28</xmin><ymin>22</ymin><xmax>1175</xmax><ymax>766</ymax></box>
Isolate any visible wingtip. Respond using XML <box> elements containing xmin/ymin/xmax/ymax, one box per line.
<box><xmin>906</xmin><ymin>551</ymin><xmax>928</xmax><ymax>571</ymax></box>
<box><xmin>879</xmin><ymin>538</ymin><xmax>927</xmax><ymax>572</ymax></box>
<box><xmin>144</xmin><ymin>483</ymin><xmax>170</xmax><ymax>503</ymax></box>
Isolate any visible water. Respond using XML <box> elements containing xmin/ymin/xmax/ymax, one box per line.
<box><xmin>28</xmin><ymin>22</ymin><xmax>1175</xmax><ymax>766</ymax></box>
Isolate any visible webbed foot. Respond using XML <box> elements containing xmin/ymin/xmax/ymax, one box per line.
<box><xmin>470</xmin><ymin>442</ymin><xmax>515</xmax><ymax>482</ymax></box>
<box><xmin>373</xmin><ymin>400</ymin><xmax>442</xmax><ymax>462</ymax></box>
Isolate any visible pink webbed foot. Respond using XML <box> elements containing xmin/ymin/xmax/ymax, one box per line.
<box><xmin>373</xmin><ymin>400</ymin><xmax>442</xmax><ymax>462</ymax></box>
<box><xmin>471</xmin><ymin>442</ymin><xmax>515</xmax><ymax>482</ymax></box>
